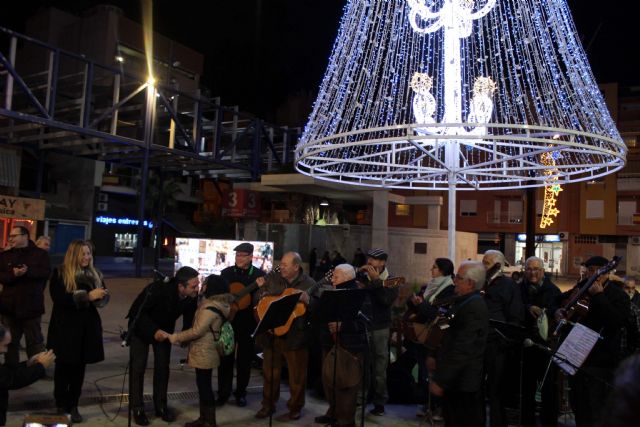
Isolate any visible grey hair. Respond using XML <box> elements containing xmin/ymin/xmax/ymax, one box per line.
<box><xmin>334</xmin><ymin>263</ymin><xmax>356</xmax><ymax>281</ymax></box>
<box><xmin>460</xmin><ymin>261</ymin><xmax>486</xmax><ymax>290</ymax></box>
<box><xmin>525</xmin><ymin>256</ymin><xmax>544</xmax><ymax>269</ymax></box>
<box><xmin>484</xmin><ymin>250</ymin><xmax>508</xmax><ymax>269</ymax></box>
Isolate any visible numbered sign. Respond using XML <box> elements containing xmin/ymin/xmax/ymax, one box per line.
<box><xmin>222</xmin><ymin>189</ymin><xmax>261</xmax><ymax>218</ymax></box>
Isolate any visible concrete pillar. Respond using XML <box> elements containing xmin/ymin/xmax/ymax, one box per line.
<box><xmin>371</xmin><ymin>191</ymin><xmax>389</xmax><ymax>250</ymax></box>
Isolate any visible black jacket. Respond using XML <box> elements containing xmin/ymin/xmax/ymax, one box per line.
<box><xmin>126</xmin><ymin>279</ymin><xmax>197</xmax><ymax>344</ymax></box>
<box><xmin>359</xmin><ymin>269</ymin><xmax>399</xmax><ymax>331</ymax></box>
<box><xmin>520</xmin><ymin>275</ymin><xmax>561</xmax><ymax>339</ymax></box>
<box><xmin>0</xmin><ymin>241</ymin><xmax>51</xmax><ymax>319</ymax></box>
<box><xmin>560</xmin><ymin>279</ymin><xmax>630</xmax><ymax>368</ymax></box>
<box><xmin>407</xmin><ymin>284</ymin><xmax>456</xmax><ymax>323</ymax></box>
<box><xmin>484</xmin><ymin>274</ymin><xmax>524</xmax><ymax>341</ymax></box>
<box><xmin>0</xmin><ymin>361</ymin><xmax>45</xmax><ymax>391</ymax></box>
<box><xmin>433</xmin><ymin>291</ymin><xmax>488</xmax><ymax>393</ymax></box>
<box><xmin>221</xmin><ymin>264</ymin><xmax>265</xmax><ymax>332</ymax></box>
<box><xmin>47</xmin><ymin>268</ymin><xmax>106</xmax><ymax>364</ymax></box>
<box><xmin>318</xmin><ymin>279</ymin><xmax>368</xmax><ymax>354</ymax></box>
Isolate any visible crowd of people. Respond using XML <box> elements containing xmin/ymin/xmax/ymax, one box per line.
<box><xmin>2</xmin><ymin>225</ymin><xmax>640</xmax><ymax>427</ymax></box>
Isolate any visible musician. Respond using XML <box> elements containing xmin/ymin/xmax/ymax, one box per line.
<box><xmin>623</xmin><ymin>276</ymin><xmax>640</xmax><ymax>308</ymax></box>
<box><xmin>555</xmin><ymin>255</ymin><xmax>630</xmax><ymax>427</ymax></box>
<box><xmin>357</xmin><ymin>248</ymin><xmax>398</xmax><ymax>416</ymax></box>
<box><xmin>315</xmin><ymin>263</ymin><xmax>367</xmax><ymax>427</ymax></box>
<box><xmin>520</xmin><ymin>256</ymin><xmax>561</xmax><ymax>427</ymax></box>
<box><xmin>217</xmin><ymin>242</ymin><xmax>265</xmax><ymax>407</ymax></box>
<box><xmin>429</xmin><ymin>261</ymin><xmax>488</xmax><ymax>427</ymax></box>
<box><xmin>253</xmin><ymin>251</ymin><xmax>315</xmax><ymax>421</ymax></box>
<box><xmin>482</xmin><ymin>249</ymin><xmax>525</xmax><ymax>427</ymax></box>
<box><xmin>126</xmin><ymin>266</ymin><xmax>199</xmax><ymax>426</ymax></box>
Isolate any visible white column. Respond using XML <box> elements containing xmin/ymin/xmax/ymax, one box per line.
<box><xmin>371</xmin><ymin>190</ymin><xmax>389</xmax><ymax>250</ymax></box>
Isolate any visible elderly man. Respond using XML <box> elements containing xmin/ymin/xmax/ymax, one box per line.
<box><xmin>520</xmin><ymin>256</ymin><xmax>561</xmax><ymax>427</ymax></box>
<box><xmin>482</xmin><ymin>249</ymin><xmax>524</xmax><ymax>427</ymax></box>
<box><xmin>315</xmin><ymin>263</ymin><xmax>367</xmax><ymax>427</ymax></box>
<box><xmin>0</xmin><ymin>226</ymin><xmax>51</xmax><ymax>366</ymax></box>
<box><xmin>218</xmin><ymin>242</ymin><xmax>265</xmax><ymax>407</ymax></box>
<box><xmin>555</xmin><ymin>256</ymin><xmax>630</xmax><ymax>427</ymax></box>
<box><xmin>429</xmin><ymin>261</ymin><xmax>488</xmax><ymax>427</ymax></box>
<box><xmin>357</xmin><ymin>248</ymin><xmax>398</xmax><ymax>416</ymax></box>
<box><xmin>254</xmin><ymin>251</ymin><xmax>316</xmax><ymax>421</ymax></box>
<box><xmin>623</xmin><ymin>277</ymin><xmax>640</xmax><ymax>308</ymax></box>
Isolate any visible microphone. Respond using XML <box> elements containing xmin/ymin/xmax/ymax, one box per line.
<box><xmin>523</xmin><ymin>338</ymin><xmax>553</xmax><ymax>354</ymax></box>
<box><xmin>357</xmin><ymin>310</ymin><xmax>371</xmax><ymax>324</ymax></box>
<box><xmin>153</xmin><ymin>269</ymin><xmax>170</xmax><ymax>283</ymax></box>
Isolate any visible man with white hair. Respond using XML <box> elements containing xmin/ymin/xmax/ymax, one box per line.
<box><xmin>520</xmin><ymin>256</ymin><xmax>561</xmax><ymax>427</ymax></box>
<box><xmin>482</xmin><ymin>249</ymin><xmax>524</xmax><ymax>427</ymax></box>
<box><xmin>428</xmin><ymin>261</ymin><xmax>488</xmax><ymax>427</ymax></box>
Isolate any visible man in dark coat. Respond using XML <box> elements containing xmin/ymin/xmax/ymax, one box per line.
<box><xmin>520</xmin><ymin>256</ymin><xmax>561</xmax><ymax>427</ymax></box>
<box><xmin>0</xmin><ymin>226</ymin><xmax>51</xmax><ymax>365</ymax></box>
<box><xmin>555</xmin><ymin>255</ymin><xmax>630</xmax><ymax>427</ymax></box>
<box><xmin>217</xmin><ymin>242</ymin><xmax>265</xmax><ymax>407</ymax></box>
<box><xmin>254</xmin><ymin>251</ymin><xmax>317</xmax><ymax>421</ymax></box>
<box><xmin>0</xmin><ymin>322</ymin><xmax>55</xmax><ymax>426</ymax></box>
<box><xmin>482</xmin><ymin>249</ymin><xmax>525</xmax><ymax>427</ymax></box>
<box><xmin>429</xmin><ymin>261</ymin><xmax>488</xmax><ymax>427</ymax></box>
<box><xmin>357</xmin><ymin>248</ymin><xmax>399</xmax><ymax>416</ymax></box>
<box><xmin>126</xmin><ymin>266</ymin><xmax>199</xmax><ymax>426</ymax></box>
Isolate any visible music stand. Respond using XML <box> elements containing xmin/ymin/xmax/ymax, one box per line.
<box><xmin>251</xmin><ymin>292</ymin><xmax>302</xmax><ymax>427</ymax></box>
<box><xmin>315</xmin><ymin>288</ymin><xmax>366</xmax><ymax>427</ymax></box>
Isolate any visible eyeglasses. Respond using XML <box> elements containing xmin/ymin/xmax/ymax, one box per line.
<box><xmin>624</xmin><ymin>286</ymin><xmax>636</xmax><ymax>291</ymax></box>
<box><xmin>8</xmin><ymin>233</ymin><xmax>26</xmax><ymax>238</ymax></box>
<box><xmin>525</xmin><ymin>267</ymin><xmax>543</xmax><ymax>272</ymax></box>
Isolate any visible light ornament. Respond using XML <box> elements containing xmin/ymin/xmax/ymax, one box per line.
<box><xmin>295</xmin><ymin>0</ymin><xmax>626</xmax><ymax>260</ymax></box>
<box><xmin>540</xmin><ymin>148</ymin><xmax>562</xmax><ymax>229</ymax></box>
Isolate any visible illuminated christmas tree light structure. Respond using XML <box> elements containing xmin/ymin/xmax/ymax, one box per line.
<box><xmin>295</xmin><ymin>0</ymin><xmax>626</xmax><ymax>259</ymax></box>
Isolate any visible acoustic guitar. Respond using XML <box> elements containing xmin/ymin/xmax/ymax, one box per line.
<box><xmin>254</xmin><ymin>269</ymin><xmax>334</xmax><ymax>337</ymax></box>
<box><xmin>228</xmin><ymin>267</ymin><xmax>280</xmax><ymax>318</ymax></box>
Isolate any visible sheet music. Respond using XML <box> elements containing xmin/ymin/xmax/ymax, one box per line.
<box><xmin>553</xmin><ymin>323</ymin><xmax>600</xmax><ymax>375</ymax></box>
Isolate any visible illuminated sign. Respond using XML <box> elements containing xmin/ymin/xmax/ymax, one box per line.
<box><xmin>95</xmin><ymin>216</ymin><xmax>153</xmax><ymax>229</ymax></box>
<box><xmin>516</xmin><ymin>234</ymin><xmax>560</xmax><ymax>243</ymax></box>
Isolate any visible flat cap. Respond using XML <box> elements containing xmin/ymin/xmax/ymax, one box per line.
<box><xmin>234</xmin><ymin>242</ymin><xmax>254</xmax><ymax>254</ymax></box>
<box><xmin>584</xmin><ymin>256</ymin><xmax>609</xmax><ymax>268</ymax></box>
<box><xmin>367</xmin><ymin>248</ymin><xmax>388</xmax><ymax>261</ymax></box>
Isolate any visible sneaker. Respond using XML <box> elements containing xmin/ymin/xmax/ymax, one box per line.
<box><xmin>416</xmin><ymin>405</ymin><xmax>428</xmax><ymax>417</ymax></box>
<box><xmin>432</xmin><ymin>407</ymin><xmax>443</xmax><ymax>421</ymax></box>
<box><xmin>369</xmin><ymin>404</ymin><xmax>385</xmax><ymax>416</ymax></box>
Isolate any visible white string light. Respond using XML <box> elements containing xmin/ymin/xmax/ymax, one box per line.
<box><xmin>295</xmin><ymin>0</ymin><xmax>626</xmax><ymax>191</ymax></box>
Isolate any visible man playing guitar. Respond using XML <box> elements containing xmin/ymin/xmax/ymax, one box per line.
<box><xmin>217</xmin><ymin>242</ymin><xmax>265</xmax><ymax>407</ymax></box>
<box><xmin>253</xmin><ymin>251</ymin><xmax>316</xmax><ymax>421</ymax></box>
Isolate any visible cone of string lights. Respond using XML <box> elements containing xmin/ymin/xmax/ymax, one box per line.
<box><xmin>295</xmin><ymin>0</ymin><xmax>626</xmax><ymax>258</ymax></box>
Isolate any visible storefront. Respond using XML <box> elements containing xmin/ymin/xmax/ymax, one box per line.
<box><xmin>0</xmin><ymin>194</ymin><xmax>45</xmax><ymax>249</ymax></box>
<box><xmin>514</xmin><ymin>233</ymin><xmax>565</xmax><ymax>274</ymax></box>
<box><xmin>92</xmin><ymin>214</ymin><xmax>153</xmax><ymax>256</ymax></box>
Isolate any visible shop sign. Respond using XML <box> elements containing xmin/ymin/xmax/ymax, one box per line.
<box><xmin>0</xmin><ymin>195</ymin><xmax>45</xmax><ymax>220</ymax></box>
<box><xmin>95</xmin><ymin>215</ymin><xmax>153</xmax><ymax>228</ymax></box>
<box><xmin>222</xmin><ymin>189</ymin><xmax>261</xmax><ymax>218</ymax></box>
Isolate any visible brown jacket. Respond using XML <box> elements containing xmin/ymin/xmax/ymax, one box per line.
<box><xmin>174</xmin><ymin>294</ymin><xmax>232</xmax><ymax>369</ymax></box>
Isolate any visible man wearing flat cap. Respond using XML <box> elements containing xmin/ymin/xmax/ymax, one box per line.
<box><xmin>217</xmin><ymin>242</ymin><xmax>265</xmax><ymax>407</ymax></box>
<box><xmin>357</xmin><ymin>248</ymin><xmax>398</xmax><ymax>416</ymax></box>
<box><xmin>555</xmin><ymin>255</ymin><xmax>630</xmax><ymax>427</ymax></box>
<box><xmin>126</xmin><ymin>266</ymin><xmax>199</xmax><ymax>425</ymax></box>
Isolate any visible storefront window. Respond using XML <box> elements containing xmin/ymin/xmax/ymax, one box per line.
<box><xmin>114</xmin><ymin>233</ymin><xmax>137</xmax><ymax>254</ymax></box>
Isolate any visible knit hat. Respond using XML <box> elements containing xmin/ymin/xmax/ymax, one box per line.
<box><xmin>367</xmin><ymin>248</ymin><xmax>388</xmax><ymax>261</ymax></box>
<box><xmin>175</xmin><ymin>266</ymin><xmax>199</xmax><ymax>284</ymax></box>
<box><xmin>204</xmin><ymin>274</ymin><xmax>229</xmax><ymax>298</ymax></box>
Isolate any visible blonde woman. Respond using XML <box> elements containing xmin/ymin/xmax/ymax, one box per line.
<box><xmin>47</xmin><ymin>239</ymin><xmax>109</xmax><ymax>423</ymax></box>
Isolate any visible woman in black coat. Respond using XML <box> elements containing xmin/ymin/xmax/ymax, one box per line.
<box><xmin>47</xmin><ymin>239</ymin><xmax>109</xmax><ymax>423</ymax></box>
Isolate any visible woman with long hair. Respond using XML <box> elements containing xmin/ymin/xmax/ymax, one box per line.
<box><xmin>47</xmin><ymin>239</ymin><xmax>109</xmax><ymax>423</ymax></box>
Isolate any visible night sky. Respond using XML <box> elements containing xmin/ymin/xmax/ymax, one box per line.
<box><xmin>0</xmin><ymin>0</ymin><xmax>635</xmax><ymax>123</ymax></box>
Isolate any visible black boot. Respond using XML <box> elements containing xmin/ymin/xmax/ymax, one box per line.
<box><xmin>202</xmin><ymin>405</ymin><xmax>217</xmax><ymax>427</ymax></box>
<box><xmin>184</xmin><ymin>406</ymin><xmax>204</xmax><ymax>427</ymax></box>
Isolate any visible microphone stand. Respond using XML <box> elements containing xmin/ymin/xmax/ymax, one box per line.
<box><xmin>357</xmin><ymin>313</ymin><xmax>370</xmax><ymax>427</ymax></box>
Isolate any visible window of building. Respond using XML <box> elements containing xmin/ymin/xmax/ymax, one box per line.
<box><xmin>586</xmin><ymin>200</ymin><xmax>604</xmax><ymax>219</ymax></box>
<box><xmin>508</xmin><ymin>200</ymin><xmax>523</xmax><ymax>223</ymax></box>
<box><xmin>574</xmin><ymin>235</ymin><xmax>597</xmax><ymax>244</ymax></box>
<box><xmin>395</xmin><ymin>204</ymin><xmax>411</xmax><ymax>216</ymax></box>
<box><xmin>414</xmin><ymin>242</ymin><xmax>427</xmax><ymax>254</ymax></box>
<box><xmin>618</xmin><ymin>200</ymin><xmax>636</xmax><ymax>225</ymax></box>
<box><xmin>460</xmin><ymin>199</ymin><xmax>477</xmax><ymax>216</ymax></box>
